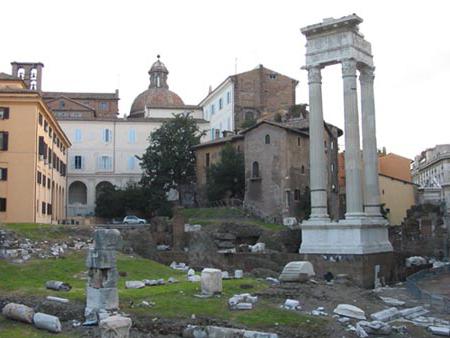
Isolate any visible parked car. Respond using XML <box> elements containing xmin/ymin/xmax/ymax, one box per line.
<box><xmin>123</xmin><ymin>215</ymin><xmax>147</xmax><ymax>224</ymax></box>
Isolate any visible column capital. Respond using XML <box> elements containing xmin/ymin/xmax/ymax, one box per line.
<box><xmin>341</xmin><ymin>58</ymin><xmax>357</xmax><ymax>78</ymax></box>
<box><xmin>359</xmin><ymin>66</ymin><xmax>375</xmax><ymax>83</ymax></box>
<box><xmin>307</xmin><ymin>66</ymin><xmax>322</xmax><ymax>84</ymax></box>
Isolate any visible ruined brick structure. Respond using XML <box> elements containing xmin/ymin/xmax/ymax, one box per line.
<box><xmin>232</xmin><ymin>65</ymin><xmax>297</xmax><ymax>128</ymax></box>
<box><xmin>243</xmin><ymin>120</ymin><xmax>341</xmax><ymax>222</ymax></box>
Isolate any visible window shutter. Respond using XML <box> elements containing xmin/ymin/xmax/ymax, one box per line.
<box><xmin>81</xmin><ymin>156</ymin><xmax>85</xmax><ymax>170</ymax></box>
<box><xmin>2</xmin><ymin>168</ymin><xmax>7</xmax><ymax>180</ymax></box>
<box><xmin>4</xmin><ymin>108</ymin><xmax>9</xmax><ymax>119</ymax></box>
<box><xmin>3</xmin><ymin>132</ymin><xmax>8</xmax><ymax>150</ymax></box>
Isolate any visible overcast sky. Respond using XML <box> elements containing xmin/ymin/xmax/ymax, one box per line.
<box><xmin>1</xmin><ymin>0</ymin><xmax>449</xmax><ymax>159</ymax></box>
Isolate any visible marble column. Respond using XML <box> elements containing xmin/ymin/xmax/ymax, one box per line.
<box><xmin>360</xmin><ymin>66</ymin><xmax>382</xmax><ymax>217</ymax></box>
<box><xmin>342</xmin><ymin>59</ymin><xmax>364</xmax><ymax>218</ymax></box>
<box><xmin>307</xmin><ymin>66</ymin><xmax>329</xmax><ymax>220</ymax></box>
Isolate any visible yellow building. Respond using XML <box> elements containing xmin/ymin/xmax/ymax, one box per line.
<box><xmin>379</xmin><ymin>174</ymin><xmax>417</xmax><ymax>225</ymax></box>
<box><xmin>0</xmin><ymin>72</ymin><xmax>71</xmax><ymax>223</ymax></box>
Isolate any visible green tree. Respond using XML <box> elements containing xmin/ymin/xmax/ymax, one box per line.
<box><xmin>95</xmin><ymin>184</ymin><xmax>125</xmax><ymax>218</ymax></box>
<box><xmin>206</xmin><ymin>143</ymin><xmax>245</xmax><ymax>202</ymax></box>
<box><xmin>140</xmin><ymin>113</ymin><xmax>203</xmax><ymax>205</ymax></box>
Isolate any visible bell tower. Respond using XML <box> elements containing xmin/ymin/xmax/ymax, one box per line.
<box><xmin>11</xmin><ymin>61</ymin><xmax>44</xmax><ymax>91</ymax></box>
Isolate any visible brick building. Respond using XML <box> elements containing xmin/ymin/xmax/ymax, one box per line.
<box><xmin>199</xmin><ymin>65</ymin><xmax>298</xmax><ymax>141</ymax></box>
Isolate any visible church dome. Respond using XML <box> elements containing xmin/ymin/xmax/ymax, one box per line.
<box><xmin>129</xmin><ymin>56</ymin><xmax>185</xmax><ymax>117</ymax></box>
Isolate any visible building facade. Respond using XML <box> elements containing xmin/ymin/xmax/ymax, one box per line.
<box><xmin>10</xmin><ymin>58</ymin><xmax>209</xmax><ymax>217</ymax></box>
<box><xmin>411</xmin><ymin>144</ymin><xmax>450</xmax><ymax>211</ymax></box>
<box><xmin>199</xmin><ymin>65</ymin><xmax>298</xmax><ymax>141</ymax></box>
<box><xmin>243</xmin><ymin>120</ymin><xmax>340</xmax><ymax>222</ymax></box>
<box><xmin>0</xmin><ymin>72</ymin><xmax>70</xmax><ymax>223</ymax></box>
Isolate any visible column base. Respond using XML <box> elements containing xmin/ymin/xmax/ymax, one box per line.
<box><xmin>298</xmin><ymin>251</ymin><xmax>394</xmax><ymax>288</ymax></box>
<box><xmin>300</xmin><ymin>217</ymin><xmax>392</xmax><ymax>255</ymax></box>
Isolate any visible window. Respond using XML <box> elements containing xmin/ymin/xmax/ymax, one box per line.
<box><xmin>37</xmin><ymin>171</ymin><xmax>42</xmax><ymax>184</ymax></box>
<box><xmin>211</xmin><ymin>104</ymin><xmax>215</xmax><ymax>115</ymax></box>
<box><xmin>39</xmin><ymin>113</ymin><xmax>43</xmax><ymax>125</ymax></box>
<box><xmin>42</xmin><ymin>201</ymin><xmax>46</xmax><ymax>214</ymax></box>
<box><xmin>47</xmin><ymin>178</ymin><xmax>51</xmax><ymax>189</ymax></box>
<box><xmin>43</xmin><ymin>175</ymin><xmax>46</xmax><ymax>187</ymax></box>
<box><xmin>100</xmin><ymin>102</ymin><xmax>108</xmax><ymax>110</ymax></box>
<box><xmin>0</xmin><ymin>198</ymin><xmax>6</xmax><ymax>212</ymax></box>
<box><xmin>252</xmin><ymin>161</ymin><xmax>260</xmax><ymax>178</ymax></box>
<box><xmin>0</xmin><ymin>168</ymin><xmax>7</xmax><ymax>181</ymax></box>
<box><xmin>215</xmin><ymin>129</ymin><xmax>220</xmax><ymax>139</ymax></box>
<box><xmin>127</xmin><ymin>156</ymin><xmax>136</xmax><ymax>170</ymax></box>
<box><xmin>330</xmin><ymin>141</ymin><xmax>334</xmax><ymax>150</ymax></box>
<box><xmin>30</xmin><ymin>80</ymin><xmax>37</xmax><ymax>90</ymax></box>
<box><xmin>211</xmin><ymin>128</ymin><xmax>215</xmax><ymax>140</ymax></box>
<box><xmin>49</xmin><ymin>127</ymin><xmax>52</xmax><ymax>138</ymax></box>
<box><xmin>294</xmin><ymin>189</ymin><xmax>300</xmax><ymax>201</ymax></box>
<box><xmin>47</xmin><ymin>203</ymin><xmax>52</xmax><ymax>215</ymax></box>
<box><xmin>286</xmin><ymin>190</ymin><xmax>291</xmax><ymax>207</ymax></box>
<box><xmin>98</xmin><ymin>155</ymin><xmax>112</xmax><ymax>170</ymax></box>
<box><xmin>331</xmin><ymin>163</ymin><xmax>335</xmax><ymax>172</ymax></box>
<box><xmin>74</xmin><ymin>155</ymin><xmax>83</xmax><ymax>169</ymax></box>
<box><xmin>269</xmin><ymin>73</ymin><xmax>277</xmax><ymax>79</ymax></box>
<box><xmin>0</xmin><ymin>107</ymin><xmax>10</xmax><ymax>119</ymax></box>
<box><xmin>226</xmin><ymin>91</ymin><xmax>231</xmax><ymax>104</ymax></box>
<box><xmin>219</xmin><ymin>98</ymin><xmax>223</xmax><ymax>110</ymax></box>
<box><xmin>206</xmin><ymin>153</ymin><xmax>210</xmax><ymax>168</ymax></box>
<box><xmin>265</xmin><ymin>134</ymin><xmax>270</xmax><ymax>144</ymax></box>
<box><xmin>0</xmin><ymin>132</ymin><xmax>8</xmax><ymax>151</ymax></box>
<box><xmin>128</xmin><ymin>128</ymin><xmax>136</xmax><ymax>144</ymax></box>
<box><xmin>102</xmin><ymin>129</ymin><xmax>112</xmax><ymax>143</ymax></box>
<box><xmin>74</xmin><ymin>129</ymin><xmax>82</xmax><ymax>143</ymax></box>
<box><xmin>298</xmin><ymin>137</ymin><xmax>301</xmax><ymax>146</ymax></box>
<box><xmin>59</xmin><ymin>100</ymin><xmax>65</xmax><ymax>109</ymax></box>
<box><xmin>44</xmin><ymin>120</ymin><xmax>48</xmax><ymax>132</ymax></box>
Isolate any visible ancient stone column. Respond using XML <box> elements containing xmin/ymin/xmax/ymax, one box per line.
<box><xmin>360</xmin><ymin>66</ymin><xmax>382</xmax><ymax>217</ymax></box>
<box><xmin>341</xmin><ymin>59</ymin><xmax>364</xmax><ymax>218</ymax></box>
<box><xmin>307</xmin><ymin>66</ymin><xmax>329</xmax><ymax>220</ymax></box>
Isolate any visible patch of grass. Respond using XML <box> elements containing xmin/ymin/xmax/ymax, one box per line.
<box><xmin>0</xmin><ymin>223</ymin><xmax>86</xmax><ymax>241</ymax></box>
<box><xmin>181</xmin><ymin>208</ymin><xmax>284</xmax><ymax>232</ymax></box>
<box><xmin>0</xmin><ymin>316</ymin><xmax>76</xmax><ymax>338</ymax></box>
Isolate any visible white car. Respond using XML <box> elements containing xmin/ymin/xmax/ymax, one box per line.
<box><xmin>123</xmin><ymin>215</ymin><xmax>146</xmax><ymax>224</ymax></box>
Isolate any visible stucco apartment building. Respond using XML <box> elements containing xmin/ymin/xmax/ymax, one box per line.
<box><xmin>0</xmin><ymin>72</ymin><xmax>71</xmax><ymax>223</ymax></box>
<box><xmin>199</xmin><ymin>65</ymin><xmax>298</xmax><ymax>140</ymax></box>
<box><xmin>411</xmin><ymin>144</ymin><xmax>450</xmax><ymax>212</ymax></box>
<box><xmin>11</xmin><ymin>58</ymin><xmax>209</xmax><ymax>217</ymax></box>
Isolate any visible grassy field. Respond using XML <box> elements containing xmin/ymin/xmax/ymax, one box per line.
<box><xmin>180</xmin><ymin>207</ymin><xmax>284</xmax><ymax>231</ymax></box>
<box><xmin>0</xmin><ymin>223</ymin><xmax>90</xmax><ymax>241</ymax></box>
<box><xmin>0</xmin><ymin>251</ymin><xmax>324</xmax><ymax>336</ymax></box>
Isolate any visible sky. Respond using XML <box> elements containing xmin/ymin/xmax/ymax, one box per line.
<box><xmin>1</xmin><ymin>0</ymin><xmax>449</xmax><ymax>159</ymax></box>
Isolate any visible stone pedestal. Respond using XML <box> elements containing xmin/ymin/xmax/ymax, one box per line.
<box><xmin>200</xmin><ymin>268</ymin><xmax>222</xmax><ymax>295</ymax></box>
<box><xmin>99</xmin><ymin>315</ymin><xmax>132</xmax><ymax>338</ymax></box>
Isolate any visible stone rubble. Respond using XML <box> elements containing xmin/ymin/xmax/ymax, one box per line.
<box><xmin>99</xmin><ymin>314</ymin><xmax>132</xmax><ymax>338</ymax></box>
<box><xmin>33</xmin><ymin>312</ymin><xmax>62</xmax><ymax>333</ymax></box>
<box><xmin>183</xmin><ymin>325</ymin><xmax>278</xmax><ymax>338</ymax></box>
<box><xmin>170</xmin><ymin>261</ymin><xmax>190</xmax><ymax>272</ymax></box>
<box><xmin>279</xmin><ymin>261</ymin><xmax>315</xmax><ymax>283</ymax></box>
<box><xmin>250</xmin><ymin>242</ymin><xmax>265</xmax><ymax>253</ymax></box>
<box><xmin>333</xmin><ymin>304</ymin><xmax>366</xmax><ymax>320</ymax></box>
<box><xmin>370</xmin><ymin>307</ymin><xmax>400</xmax><ymax>322</ymax></box>
<box><xmin>234</xmin><ymin>269</ymin><xmax>243</xmax><ymax>279</ymax></box>
<box><xmin>228</xmin><ymin>293</ymin><xmax>258</xmax><ymax>310</ymax></box>
<box><xmin>200</xmin><ymin>268</ymin><xmax>222</xmax><ymax>295</ymax></box>
<box><xmin>1</xmin><ymin>303</ymin><xmax>34</xmax><ymax>323</ymax></box>
<box><xmin>125</xmin><ymin>281</ymin><xmax>145</xmax><ymax>289</ymax></box>
<box><xmin>46</xmin><ymin>296</ymin><xmax>69</xmax><ymax>303</ymax></box>
<box><xmin>428</xmin><ymin>326</ymin><xmax>450</xmax><ymax>336</ymax></box>
<box><xmin>405</xmin><ymin>256</ymin><xmax>428</xmax><ymax>267</ymax></box>
<box><xmin>45</xmin><ymin>280</ymin><xmax>72</xmax><ymax>291</ymax></box>
<box><xmin>184</xmin><ymin>224</ymin><xmax>202</xmax><ymax>232</ymax></box>
<box><xmin>357</xmin><ymin>320</ymin><xmax>392</xmax><ymax>335</ymax></box>
<box><xmin>281</xmin><ymin>299</ymin><xmax>301</xmax><ymax>311</ymax></box>
<box><xmin>379</xmin><ymin>296</ymin><xmax>405</xmax><ymax>306</ymax></box>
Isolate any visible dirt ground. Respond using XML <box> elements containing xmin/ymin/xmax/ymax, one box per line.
<box><xmin>1</xmin><ymin>278</ymin><xmax>449</xmax><ymax>338</ymax></box>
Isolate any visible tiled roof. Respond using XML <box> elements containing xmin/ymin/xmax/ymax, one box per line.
<box><xmin>43</xmin><ymin>91</ymin><xmax>118</xmax><ymax>100</ymax></box>
<box><xmin>0</xmin><ymin>72</ymin><xmax>20</xmax><ymax>80</ymax></box>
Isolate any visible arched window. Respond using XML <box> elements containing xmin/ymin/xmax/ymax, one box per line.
<box><xmin>30</xmin><ymin>80</ymin><xmax>37</xmax><ymax>90</ymax></box>
<box><xmin>17</xmin><ymin>68</ymin><xmax>25</xmax><ymax>79</ymax></box>
<box><xmin>265</xmin><ymin>134</ymin><xmax>270</xmax><ymax>144</ymax></box>
<box><xmin>156</xmin><ymin>76</ymin><xmax>161</xmax><ymax>88</ymax></box>
<box><xmin>68</xmin><ymin>181</ymin><xmax>87</xmax><ymax>204</ymax></box>
<box><xmin>30</xmin><ymin>68</ymin><xmax>37</xmax><ymax>79</ymax></box>
<box><xmin>252</xmin><ymin>161</ymin><xmax>259</xmax><ymax>178</ymax></box>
